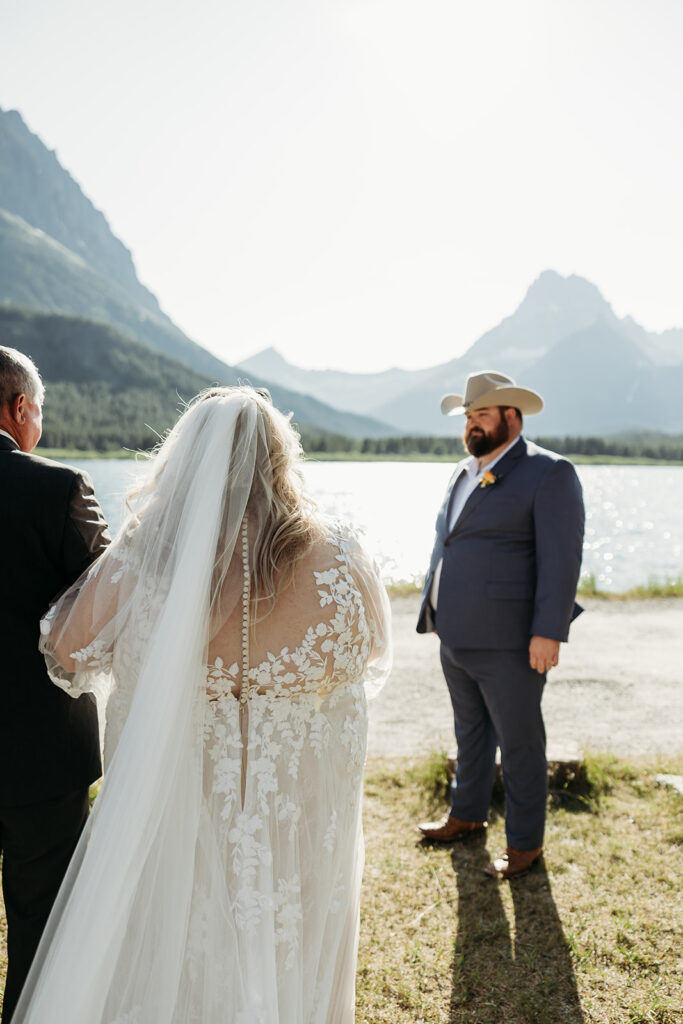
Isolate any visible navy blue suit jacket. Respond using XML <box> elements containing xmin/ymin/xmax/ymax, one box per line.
<box><xmin>416</xmin><ymin>437</ymin><xmax>585</xmax><ymax>649</ymax></box>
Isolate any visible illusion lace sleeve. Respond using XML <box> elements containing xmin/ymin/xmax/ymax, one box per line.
<box><xmin>334</xmin><ymin>522</ymin><xmax>392</xmax><ymax>699</ymax></box>
<box><xmin>39</xmin><ymin>543</ymin><xmax>128</xmax><ymax>703</ymax></box>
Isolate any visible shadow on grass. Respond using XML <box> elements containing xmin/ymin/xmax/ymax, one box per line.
<box><xmin>411</xmin><ymin>751</ymin><xmax>619</xmax><ymax>1022</ymax></box>
<box><xmin>448</xmin><ymin>835</ymin><xmax>584</xmax><ymax>1024</ymax></box>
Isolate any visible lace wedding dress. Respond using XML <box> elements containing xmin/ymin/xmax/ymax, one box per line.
<box><xmin>181</xmin><ymin>525</ymin><xmax>383</xmax><ymax>1022</ymax></box>
<box><xmin>13</xmin><ymin>389</ymin><xmax>390</xmax><ymax>1024</ymax></box>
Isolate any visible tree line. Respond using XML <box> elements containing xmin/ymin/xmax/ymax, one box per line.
<box><xmin>299</xmin><ymin>430</ymin><xmax>683</xmax><ymax>461</ymax></box>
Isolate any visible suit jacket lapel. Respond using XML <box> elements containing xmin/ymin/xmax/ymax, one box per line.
<box><xmin>447</xmin><ymin>436</ymin><xmax>526</xmax><ymax>537</ymax></box>
<box><xmin>438</xmin><ymin>462</ymin><xmax>469</xmax><ymax>541</ymax></box>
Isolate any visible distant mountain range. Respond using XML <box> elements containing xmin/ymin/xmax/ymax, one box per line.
<box><xmin>2</xmin><ymin>105</ymin><xmax>682</xmax><ymax>442</ymax></box>
<box><xmin>0</xmin><ymin>107</ymin><xmax>396</xmax><ymax>441</ymax></box>
<box><xmin>242</xmin><ymin>271</ymin><xmax>683</xmax><ymax>436</ymax></box>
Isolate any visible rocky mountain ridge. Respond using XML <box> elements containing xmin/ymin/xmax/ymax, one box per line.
<box><xmin>242</xmin><ymin>270</ymin><xmax>683</xmax><ymax>435</ymax></box>
<box><xmin>0</xmin><ymin>107</ymin><xmax>396</xmax><ymax>439</ymax></box>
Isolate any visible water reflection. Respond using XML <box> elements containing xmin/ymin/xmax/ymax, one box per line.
<box><xmin>65</xmin><ymin>460</ymin><xmax>683</xmax><ymax>592</ymax></box>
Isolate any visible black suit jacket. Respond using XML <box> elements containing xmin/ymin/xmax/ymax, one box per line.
<box><xmin>0</xmin><ymin>435</ymin><xmax>111</xmax><ymax>806</ymax></box>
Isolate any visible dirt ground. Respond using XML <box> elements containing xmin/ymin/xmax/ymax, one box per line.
<box><xmin>368</xmin><ymin>595</ymin><xmax>683</xmax><ymax>759</ymax></box>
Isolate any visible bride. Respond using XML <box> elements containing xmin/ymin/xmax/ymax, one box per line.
<box><xmin>12</xmin><ymin>386</ymin><xmax>391</xmax><ymax>1023</ymax></box>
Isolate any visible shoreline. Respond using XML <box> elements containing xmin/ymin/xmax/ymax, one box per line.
<box><xmin>38</xmin><ymin>447</ymin><xmax>683</xmax><ymax>467</ymax></box>
<box><xmin>386</xmin><ymin>581</ymin><xmax>683</xmax><ymax>601</ymax></box>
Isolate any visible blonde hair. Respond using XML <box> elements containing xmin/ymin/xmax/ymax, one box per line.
<box><xmin>125</xmin><ymin>386</ymin><xmax>322</xmax><ymax>617</ymax></box>
<box><xmin>213</xmin><ymin>386</ymin><xmax>321</xmax><ymax>608</ymax></box>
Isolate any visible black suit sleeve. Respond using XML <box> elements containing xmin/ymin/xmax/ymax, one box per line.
<box><xmin>61</xmin><ymin>470</ymin><xmax>111</xmax><ymax>584</ymax></box>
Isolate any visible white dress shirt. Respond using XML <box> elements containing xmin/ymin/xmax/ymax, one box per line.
<box><xmin>429</xmin><ymin>436</ymin><xmax>522</xmax><ymax>611</ymax></box>
<box><xmin>0</xmin><ymin>428</ymin><xmax>17</xmax><ymax>445</ymax></box>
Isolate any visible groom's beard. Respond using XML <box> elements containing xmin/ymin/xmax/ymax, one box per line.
<box><xmin>464</xmin><ymin>415</ymin><xmax>510</xmax><ymax>457</ymax></box>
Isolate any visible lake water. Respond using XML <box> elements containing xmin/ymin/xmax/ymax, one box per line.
<box><xmin>71</xmin><ymin>460</ymin><xmax>683</xmax><ymax>592</ymax></box>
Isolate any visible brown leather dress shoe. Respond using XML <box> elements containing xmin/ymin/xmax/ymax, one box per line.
<box><xmin>484</xmin><ymin>846</ymin><xmax>543</xmax><ymax>879</ymax></box>
<box><xmin>417</xmin><ymin>814</ymin><xmax>487</xmax><ymax>841</ymax></box>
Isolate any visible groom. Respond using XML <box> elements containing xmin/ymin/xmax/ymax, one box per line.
<box><xmin>416</xmin><ymin>371</ymin><xmax>584</xmax><ymax>878</ymax></box>
<box><xmin>0</xmin><ymin>347</ymin><xmax>110</xmax><ymax>1021</ymax></box>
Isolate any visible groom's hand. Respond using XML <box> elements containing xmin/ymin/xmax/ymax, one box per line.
<box><xmin>529</xmin><ymin>635</ymin><xmax>560</xmax><ymax>674</ymax></box>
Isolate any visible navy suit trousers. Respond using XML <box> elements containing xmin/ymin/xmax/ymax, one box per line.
<box><xmin>440</xmin><ymin>644</ymin><xmax>547</xmax><ymax>849</ymax></box>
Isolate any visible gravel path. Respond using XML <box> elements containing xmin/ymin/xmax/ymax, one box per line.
<box><xmin>368</xmin><ymin>595</ymin><xmax>683</xmax><ymax>759</ymax></box>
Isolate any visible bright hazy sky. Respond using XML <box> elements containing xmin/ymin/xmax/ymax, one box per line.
<box><xmin>2</xmin><ymin>0</ymin><xmax>682</xmax><ymax>372</ymax></box>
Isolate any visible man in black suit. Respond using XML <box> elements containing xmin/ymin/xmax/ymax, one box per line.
<box><xmin>0</xmin><ymin>346</ymin><xmax>110</xmax><ymax>1021</ymax></box>
<box><xmin>416</xmin><ymin>371</ymin><xmax>584</xmax><ymax>879</ymax></box>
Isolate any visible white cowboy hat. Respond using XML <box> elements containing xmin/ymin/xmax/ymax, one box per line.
<box><xmin>440</xmin><ymin>370</ymin><xmax>544</xmax><ymax>416</ymax></box>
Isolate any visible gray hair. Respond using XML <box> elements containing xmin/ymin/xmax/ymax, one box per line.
<box><xmin>0</xmin><ymin>347</ymin><xmax>44</xmax><ymax>409</ymax></box>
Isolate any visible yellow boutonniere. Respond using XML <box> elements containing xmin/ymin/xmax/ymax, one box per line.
<box><xmin>480</xmin><ymin>470</ymin><xmax>497</xmax><ymax>488</ymax></box>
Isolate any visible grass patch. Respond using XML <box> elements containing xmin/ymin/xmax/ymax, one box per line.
<box><xmin>37</xmin><ymin>447</ymin><xmax>142</xmax><ymax>460</ymax></box>
<box><xmin>389</xmin><ymin>578</ymin><xmax>683</xmax><ymax>600</ymax></box>
<box><xmin>578</xmin><ymin>574</ymin><xmax>683</xmax><ymax>599</ymax></box>
<box><xmin>387</xmin><ymin>579</ymin><xmax>423</xmax><ymax>598</ymax></box>
<box><xmin>2</xmin><ymin>756</ymin><xmax>681</xmax><ymax>1021</ymax></box>
<box><xmin>407</xmin><ymin>747</ymin><xmax>453</xmax><ymax>805</ymax></box>
<box><xmin>357</xmin><ymin>752</ymin><xmax>683</xmax><ymax>1023</ymax></box>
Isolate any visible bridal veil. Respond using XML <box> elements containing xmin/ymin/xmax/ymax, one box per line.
<box><xmin>13</xmin><ymin>388</ymin><xmax>390</xmax><ymax>1023</ymax></box>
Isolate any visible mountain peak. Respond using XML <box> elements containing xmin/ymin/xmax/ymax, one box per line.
<box><xmin>522</xmin><ymin>269</ymin><xmax>611</xmax><ymax>312</ymax></box>
<box><xmin>253</xmin><ymin>346</ymin><xmax>288</xmax><ymax>363</ymax></box>
<box><xmin>237</xmin><ymin>346</ymin><xmax>293</xmax><ymax>377</ymax></box>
